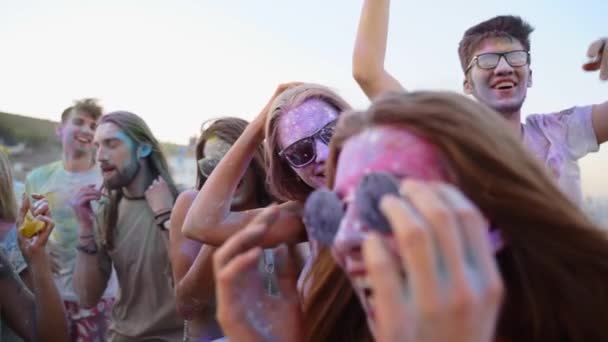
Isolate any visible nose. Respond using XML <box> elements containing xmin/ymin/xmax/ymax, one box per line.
<box><xmin>96</xmin><ymin>147</ymin><xmax>107</xmax><ymax>163</ymax></box>
<box><xmin>314</xmin><ymin>138</ymin><xmax>329</xmax><ymax>164</ymax></box>
<box><xmin>493</xmin><ymin>55</ymin><xmax>514</xmax><ymax>75</ymax></box>
<box><xmin>332</xmin><ymin>206</ymin><xmax>366</xmax><ymax>266</ymax></box>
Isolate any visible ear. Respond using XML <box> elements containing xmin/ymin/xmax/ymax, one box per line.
<box><xmin>463</xmin><ymin>77</ymin><xmax>473</xmax><ymax>95</ymax></box>
<box><xmin>527</xmin><ymin>69</ymin><xmax>533</xmax><ymax>88</ymax></box>
<box><xmin>137</xmin><ymin>144</ymin><xmax>152</xmax><ymax>158</ymax></box>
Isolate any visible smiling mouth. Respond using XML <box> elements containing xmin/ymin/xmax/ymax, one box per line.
<box><xmin>75</xmin><ymin>135</ymin><xmax>92</xmax><ymax>144</ymax></box>
<box><xmin>492</xmin><ymin>81</ymin><xmax>516</xmax><ymax>90</ymax></box>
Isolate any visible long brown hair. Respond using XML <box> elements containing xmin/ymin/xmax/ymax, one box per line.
<box><xmin>264</xmin><ymin>83</ymin><xmax>351</xmax><ymax>202</ymax></box>
<box><xmin>196</xmin><ymin>117</ymin><xmax>271</xmax><ymax>206</ymax></box>
<box><xmin>99</xmin><ymin>111</ymin><xmax>179</xmax><ymax>249</ymax></box>
<box><xmin>320</xmin><ymin>91</ymin><xmax>608</xmax><ymax>341</ymax></box>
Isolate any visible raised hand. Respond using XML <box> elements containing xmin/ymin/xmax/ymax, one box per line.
<box><xmin>17</xmin><ymin>195</ymin><xmax>55</xmax><ymax>264</ymax></box>
<box><xmin>582</xmin><ymin>37</ymin><xmax>608</xmax><ymax>81</ymax></box>
<box><xmin>253</xmin><ymin>82</ymin><xmax>304</xmax><ymax>126</ymax></box>
<box><xmin>70</xmin><ymin>184</ymin><xmax>101</xmax><ymax>231</ymax></box>
<box><xmin>362</xmin><ymin>180</ymin><xmax>503</xmax><ymax>342</ymax></box>
<box><xmin>144</xmin><ymin>176</ymin><xmax>174</xmax><ymax>215</ymax></box>
<box><xmin>214</xmin><ymin>206</ymin><xmax>303</xmax><ymax>342</ymax></box>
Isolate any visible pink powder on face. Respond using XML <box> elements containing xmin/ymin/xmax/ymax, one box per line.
<box><xmin>334</xmin><ymin>125</ymin><xmax>448</xmax><ymax>198</ymax></box>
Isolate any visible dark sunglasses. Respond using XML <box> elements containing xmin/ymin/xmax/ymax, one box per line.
<box><xmin>279</xmin><ymin>120</ymin><xmax>337</xmax><ymax>168</ymax></box>
<box><xmin>465</xmin><ymin>50</ymin><xmax>530</xmax><ymax>74</ymax></box>
<box><xmin>303</xmin><ymin>172</ymin><xmax>400</xmax><ymax>246</ymax></box>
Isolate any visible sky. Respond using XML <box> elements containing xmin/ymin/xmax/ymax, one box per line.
<box><xmin>0</xmin><ymin>0</ymin><xmax>606</xmax><ymax>195</ymax></box>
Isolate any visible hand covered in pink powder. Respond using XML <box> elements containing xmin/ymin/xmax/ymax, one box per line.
<box><xmin>214</xmin><ymin>205</ymin><xmax>303</xmax><ymax>342</ymax></box>
<box><xmin>362</xmin><ymin>180</ymin><xmax>503</xmax><ymax>342</ymax></box>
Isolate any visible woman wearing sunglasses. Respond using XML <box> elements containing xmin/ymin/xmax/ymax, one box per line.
<box><xmin>182</xmin><ymin>82</ymin><xmax>350</xmax><ymax>248</ymax></box>
<box><xmin>213</xmin><ymin>91</ymin><xmax>608</xmax><ymax>342</ymax></box>
<box><xmin>169</xmin><ymin>118</ymin><xmax>273</xmax><ymax>341</ymax></box>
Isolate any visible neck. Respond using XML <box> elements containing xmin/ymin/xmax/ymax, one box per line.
<box><xmin>500</xmin><ymin>110</ymin><xmax>523</xmax><ymax>140</ymax></box>
<box><xmin>122</xmin><ymin>161</ymin><xmax>154</xmax><ymax>198</ymax></box>
<box><xmin>63</xmin><ymin>150</ymin><xmax>94</xmax><ymax>172</ymax></box>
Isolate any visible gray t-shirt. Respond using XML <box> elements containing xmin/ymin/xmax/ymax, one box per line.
<box><xmin>95</xmin><ymin>197</ymin><xmax>183</xmax><ymax>341</ymax></box>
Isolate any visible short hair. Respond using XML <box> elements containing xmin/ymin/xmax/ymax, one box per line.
<box><xmin>61</xmin><ymin>98</ymin><xmax>103</xmax><ymax>122</ymax></box>
<box><xmin>458</xmin><ymin>15</ymin><xmax>534</xmax><ymax>72</ymax></box>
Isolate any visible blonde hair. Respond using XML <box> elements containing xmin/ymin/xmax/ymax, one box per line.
<box><xmin>0</xmin><ymin>151</ymin><xmax>18</xmax><ymax>222</ymax></box>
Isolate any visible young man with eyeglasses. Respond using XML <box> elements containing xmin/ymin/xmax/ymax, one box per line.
<box><xmin>352</xmin><ymin>0</ymin><xmax>607</xmax><ymax>205</ymax></box>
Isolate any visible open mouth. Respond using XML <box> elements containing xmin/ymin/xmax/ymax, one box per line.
<box><xmin>100</xmin><ymin>165</ymin><xmax>116</xmax><ymax>175</ymax></box>
<box><xmin>75</xmin><ymin>135</ymin><xmax>93</xmax><ymax>144</ymax></box>
<box><xmin>492</xmin><ymin>81</ymin><xmax>516</xmax><ymax>90</ymax></box>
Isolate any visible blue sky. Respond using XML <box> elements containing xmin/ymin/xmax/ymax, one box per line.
<box><xmin>0</xmin><ymin>0</ymin><xmax>606</xmax><ymax>195</ymax></box>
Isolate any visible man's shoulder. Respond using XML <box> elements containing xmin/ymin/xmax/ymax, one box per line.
<box><xmin>526</xmin><ymin>105</ymin><xmax>593</xmax><ymax>124</ymax></box>
<box><xmin>26</xmin><ymin>160</ymin><xmax>63</xmax><ymax>183</ymax></box>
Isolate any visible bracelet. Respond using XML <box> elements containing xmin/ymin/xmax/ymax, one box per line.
<box><xmin>76</xmin><ymin>242</ymin><xmax>98</xmax><ymax>255</ymax></box>
<box><xmin>154</xmin><ymin>209</ymin><xmax>172</xmax><ymax>219</ymax></box>
<box><xmin>154</xmin><ymin>211</ymin><xmax>171</xmax><ymax>223</ymax></box>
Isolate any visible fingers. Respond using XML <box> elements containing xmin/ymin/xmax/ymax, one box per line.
<box><xmin>213</xmin><ymin>223</ymin><xmax>268</xmax><ymax>271</ymax></box>
<box><xmin>380</xmin><ymin>195</ymin><xmax>440</xmax><ymax>305</ymax></box>
<box><xmin>31</xmin><ymin>199</ymin><xmax>50</xmax><ymax>217</ymax></box>
<box><xmin>401</xmin><ymin>182</ymin><xmax>469</xmax><ymax>291</ymax></box>
<box><xmin>583</xmin><ymin>38</ymin><xmax>608</xmax><ymax>80</ymax></box>
<box><xmin>438</xmin><ymin>187</ymin><xmax>503</xmax><ymax>298</ymax></box>
<box><xmin>251</xmin><ymin>205</ymin><xmax>280</xmax><ymax>227</ymax></box>
<box><xmin>17</xmin><ymin>195</ymin><xmax>30</xmax><ymax>224</ymax></box>
<box><xmin>587</xmin><ymin>38</ymin><xmax>605</xmax><ymax>60</ymax></box>
<box><xmin>33</xmin><ymin>215</ymin><xmax>55</xmax><ymax>246</ymax></box>
<box><xmin>216</xmin><ymin>247</ymin><xmax>262</xmax><ymax>290</ymax></box>
<box><xmin>362</xmin><ymin>233</ymin><xmax>410</xmax><ymax>339</ymax></box>
<box><xmin>274</xmin><ymin>244</ymin><xmax>299</xmax><ymax>301</ymax></box>
<box><xmin>601</xmin><ymin>41</ymin><xmax>608</xmax><ymax>80</ymax></box>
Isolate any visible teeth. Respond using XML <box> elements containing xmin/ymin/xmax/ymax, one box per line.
<box><xmin>495</xmin><ymin>81</ymin><xmax>514</xmax><ymax>88</ymax></box>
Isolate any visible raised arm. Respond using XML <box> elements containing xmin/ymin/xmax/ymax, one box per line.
<box><xmin>71</xmin><ymin>185</ymin><xmax>111</xmax><ymax>308</ymax></box>
<box><xmin>182</xmin><ymin>84</ymin><xmax>306</xmax><ymax>247</ymax></box>
<box><xmin>352</xmin><ymin>0</ymin><xmax>405</xmax><ymax>100</ymax></box>
<box><xmin>1</xmin><ymin>196</ymin><xmax>69</xmax><ymax>342</ymax></box>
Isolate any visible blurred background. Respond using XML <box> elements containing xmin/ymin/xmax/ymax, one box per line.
<box><xmin>1</xmin><ymin>0</ymin><xmax>606</xmax><ymax>226</ymax></box>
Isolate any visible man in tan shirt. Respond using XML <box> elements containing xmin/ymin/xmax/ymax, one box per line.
<box><xmin>71</xmin><ymin>111</ymin><xmax>183</xmax><ymax>341</ymax></box>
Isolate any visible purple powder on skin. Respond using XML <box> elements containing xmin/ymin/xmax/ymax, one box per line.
<box><xmin>303</xmin><ymin>189</ymin><xmax>344</xmax><ymax>246</ymax></box>
<box><xmin>355</xmin><ymin>172</ymin><xmax>400</xmax><ymax>233</ymax></box>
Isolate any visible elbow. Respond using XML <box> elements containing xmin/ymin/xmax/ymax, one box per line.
<box><xmin>352</xmin><ymin>64</ymin><xmax>381</xmax><ymax>92</ymax></box>
<box><xmin>352</xmin><ymin>63</ymin><xmax>371</xmax><ymax>87</ymax></box>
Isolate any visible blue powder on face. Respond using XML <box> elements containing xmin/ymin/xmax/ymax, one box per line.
<box><xmin>354</xmin><ymin>173</ymin><xmax>400</xmax><ymax>233</ymax></box>
<box><xmin>303</xmin><ymin>189</ymin><xmax>344</xmax><ymax>246</ymax></box>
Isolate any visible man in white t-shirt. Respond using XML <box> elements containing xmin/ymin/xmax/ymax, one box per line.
<box><xmin>25</xmin><ymin>98</ymin><xmax>117</xmax><ymax>341</ymax></box>
<box><xmin>352</xmin><ymin>3</ymin><xmax>607</xmax><ymax>205</ymax></box>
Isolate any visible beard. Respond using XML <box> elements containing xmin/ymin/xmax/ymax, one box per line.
<box><xmin>104</xmin><ymin>160</ymin><xmax>140</xmax><ymax>190</ymax></box>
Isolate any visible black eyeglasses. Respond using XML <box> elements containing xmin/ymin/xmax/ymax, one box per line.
<box><xmin>303</xmin><ymin>173</ymin><xmax>400</xmax><ymax>246</ymax></box>
<box><xmin>279</xmin><ymin>120</ymin><xmax>337</xmax><ymax>168</ymax></box>
<box><xmin>465</xmin><ymin>50</ymin><xmax>530</xmax><ymax>74</ymax></box>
